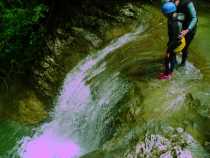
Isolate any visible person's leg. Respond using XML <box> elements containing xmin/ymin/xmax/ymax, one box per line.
<box><xmin>164</xmin><ymin>52</ymin><xmax>171</xmax><ymax>74</ymax></box>
<box><xmin>181</xmin><ymin>31</ymin><xmax>196</xmax><ymax>65</ymax></box>
<box><xmin>164</xmin><ymin>51</ymin><xmax>175</xmax><ymax>74</ymax></box>
<box><xmin>159</xmin><ymin>51</ymin><xmax>173</xmax><ymax>80</ymax></box>
<box><xmin>169</xmin><ymin>52</ymin><xmax>176</xmax><ymax>72</ymax></box>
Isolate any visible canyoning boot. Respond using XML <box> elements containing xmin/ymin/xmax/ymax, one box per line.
<box><xmin>176</xmin><ymin>62</ymin><xmax>186</xmax><ymax>70</ymax></box>
<box><xmin>158</xmin><ymin>72</ymin><xmax>172</xmax><ymax>80</ymax></box>
<box><xmin>180</xmin><ymin>62</ymin><xmax>186</xmax><ymax>67</ymax></box>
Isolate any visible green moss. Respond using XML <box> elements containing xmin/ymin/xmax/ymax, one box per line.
<box><xmin>16</xmin><ymin>91</ymin><xmax>48</xmax><ymax>124</ymax></box>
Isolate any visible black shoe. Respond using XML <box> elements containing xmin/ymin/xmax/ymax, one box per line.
<box><xmin>180</xmin><ymin>59</ymin><xmax>186</xmax><ymax>66</ymax></box>
<box><xmin>180</xmin><ymin>62</ymin><xmax>186</xmax><ymax>67</ymax></box>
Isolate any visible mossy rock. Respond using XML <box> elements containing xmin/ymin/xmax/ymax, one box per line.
<box><xmin>17</xmin><ymin>91</ymin><xmax>48</xmax><ymax>124</ymax></box>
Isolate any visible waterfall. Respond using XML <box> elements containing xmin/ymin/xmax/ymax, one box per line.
<box><xmin>18</xmin><ymin>25</ymin><xmax>146</xmax><ymax>158</ymax></box>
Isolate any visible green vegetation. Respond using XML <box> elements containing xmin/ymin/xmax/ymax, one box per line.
<box><xmin>0</xmin><ymin>0</ymin><xmax>48</xmax><ymax>79</ymax></box>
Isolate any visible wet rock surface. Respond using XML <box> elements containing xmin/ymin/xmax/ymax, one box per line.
<box><xmin>124</xmin><ymin>127</ymin><xmax>194</xmax><ymax>158</ymax></box>
<box><xmin>1</xmin><ymin>2</ymin><xmax>210</xmax><ymax>157</ymax></box>
<box><xmin>0</xmin><ymin>2</ymin><xmax>144</xmax><ymax>126</ymax></box>
<box><xmin>16</xmin><ymin>91</ymin><xmax>48</xmax><ymax>124</ymax></box>
<box><xmin>31</xmin><ymin>3</ymin><xmax>143</xmax><ymax>103</ymax></box>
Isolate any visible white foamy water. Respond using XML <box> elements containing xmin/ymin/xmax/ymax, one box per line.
<box><xmin>18</xmin><ymin>25</ymin><xmax>146</xmax><ymax>158</ymax></box>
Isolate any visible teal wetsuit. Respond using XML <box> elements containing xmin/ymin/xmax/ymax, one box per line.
<box><xmin>177</xmin><ymin>0</ymin><xmax>198</xmax><ymax>65</ymax></box>
<box><xmin>178</xmin><ymin>0</ymin><xmax>197</xmax><ymax>31</ymax></box>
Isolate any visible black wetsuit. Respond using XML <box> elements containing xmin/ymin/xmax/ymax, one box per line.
<box><xmin>165</xmin><ymin>13</ymin><xmax>183</xmax><ymax>74</ymax></box>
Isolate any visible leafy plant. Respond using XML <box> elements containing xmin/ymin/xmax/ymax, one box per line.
<box><xmin>0</xmin><ymin>1</ymin><xmax>48</xmax><ymax>78</ymax></box>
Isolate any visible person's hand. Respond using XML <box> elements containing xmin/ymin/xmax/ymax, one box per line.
<box><xmin>179</xmin><ymin>29</ymin><xmax>189</xmax><ymax>39</ymax></box>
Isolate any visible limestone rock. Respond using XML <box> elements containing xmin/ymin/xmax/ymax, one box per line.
<box><xmin>124</xmin><ymin>127</ymin><xmax>196</xmax><ymax>158</ymax></box>
<box><xmin>71</xmin><ymin>27</ymin><xmax>102</xmax><ymax>48</ymax></box>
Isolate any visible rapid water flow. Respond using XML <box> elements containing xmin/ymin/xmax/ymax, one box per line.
<box><xmin>18</xmin><ymin>25</ymin><xmax>146</xmax><ymax>158</ymax></box>
<box><xmin>0</xmin><ymin>3</ymin><xmax>209</xmax><ymax>158</ymax></box>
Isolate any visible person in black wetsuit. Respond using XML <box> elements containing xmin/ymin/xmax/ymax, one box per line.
<box><xmin>159</xmin><ymin>2</ymin><xmax>186</xmax><ymax>80</ymax></box>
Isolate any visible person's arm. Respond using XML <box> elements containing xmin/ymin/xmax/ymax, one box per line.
<box><xmin>187</xmin><ymin>2</ymin><xmax>198</xmax><ymax>31</ymax></box>
<box><xmin>179</xmin><ymin>2</ymin><xmax>197</xmax><ymax>38</ymax></box>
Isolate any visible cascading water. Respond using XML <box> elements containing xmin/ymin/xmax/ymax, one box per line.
<box><xmin>18</xmin><ymin>25</ymin><xmax>146</xmax><ymax>158</ymax></box>
<box><xmin>0</xmin><ymin>3</ymin><xmax>209</xmax><ymax>158</ymax></box>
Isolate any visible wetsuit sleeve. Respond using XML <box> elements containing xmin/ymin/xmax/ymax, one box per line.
<box><xmin>187</xmin><ymin>2</ymin><xmax>198</xmax><ymax>31</ymax></box>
